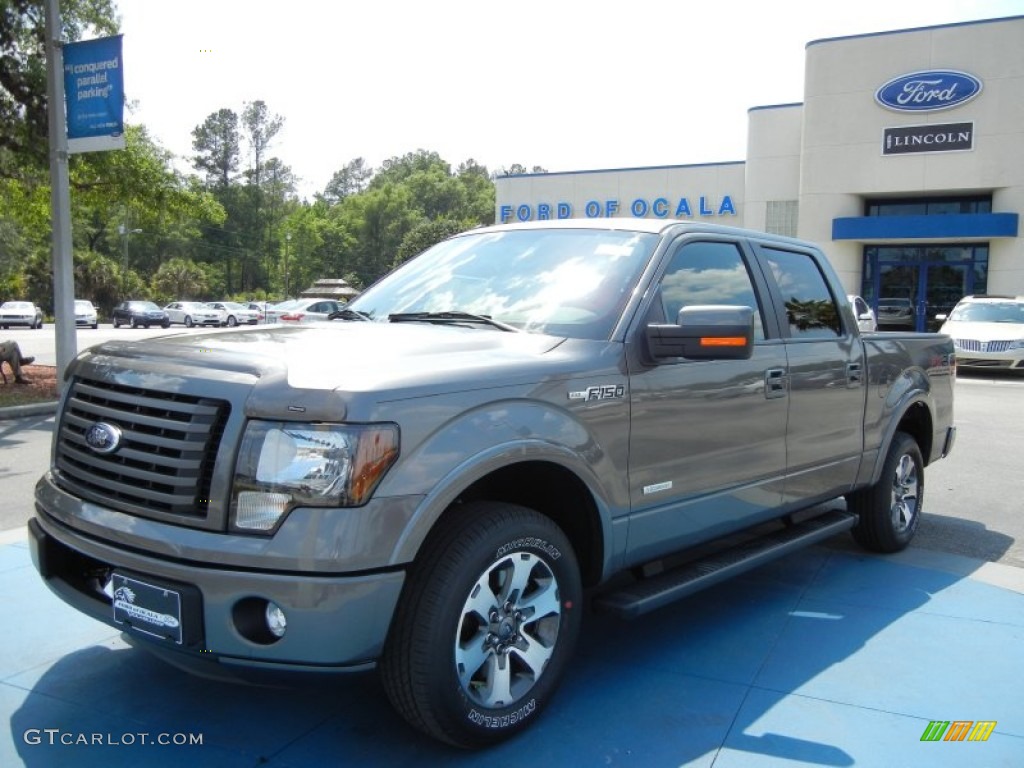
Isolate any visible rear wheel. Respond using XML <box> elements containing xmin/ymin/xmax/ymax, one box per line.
<box><xmin>847</xmin><ymin>430</ymin><xmax>923</xmax><ymax>553</ymax></box>
<box><xmin>380</xmin><ymin>501</ymin><xmax>581</xmax><ymax>748</ymax></box>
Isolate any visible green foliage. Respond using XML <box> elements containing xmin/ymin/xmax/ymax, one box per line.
<box><xmin>394</xmin><ymin>218</ymin><xmax>469</xmax><ymax>268</ymax></box>
<box><xmin>0</xmin><ymin>0</ymin><xmax>119</xmax><ymax>174</ymax></box>
<box><xmin>151</xmin><ymin>257</ymin><xmax>208</xmax><ymax>304</ymax></box>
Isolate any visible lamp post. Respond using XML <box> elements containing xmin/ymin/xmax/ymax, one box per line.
<box><xmin>284</xmin><ymin>231</ymin><xmax>291</xmax><ymax>298</ymax></box>
<box><xmin>119</xmin><ymin>223</ymin><xmax>142</xmax><ymax>271</ymax></box>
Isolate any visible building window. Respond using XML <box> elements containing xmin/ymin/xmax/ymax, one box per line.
<box><xmin>865</xmin><ymin>195</ymin><xmax>992</xmax><ymax>217</ymax></box>
<box><xmin>766</xmin><ymin>201</ymin><xmax>798</xmax><ymax>237</ymax></box>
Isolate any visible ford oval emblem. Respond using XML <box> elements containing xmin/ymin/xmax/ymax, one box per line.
<box><xmin>875</xmin><ymin>70</ymin><xmax>982</xmax><ymax>112</ymax></box>
<box><xmin>84</xmin><ymin>422</ymin><xmax>123</xmax><ymax>454</ymax></box>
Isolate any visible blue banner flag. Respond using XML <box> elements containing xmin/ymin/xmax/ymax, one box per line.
<box><xmin>63</xmin><ymin>34</ymin><xmax>125</xmax><ymax>153</ymax></box>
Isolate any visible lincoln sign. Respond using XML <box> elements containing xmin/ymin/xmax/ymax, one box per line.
<box><xmin>883</xmin><ymin>122</ymin><xmax>974</xmax><ymax>156</ymax></box>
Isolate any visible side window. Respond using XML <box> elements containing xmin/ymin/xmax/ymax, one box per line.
<box><xmin>762</xmin><ymin>247</ymin><xmax>842</xmax><ymax>338</ymax></box>
<box><xmin>658</xmin><ymin>241</ymin><xmax>765</xmax><ymax>341</ymax></box>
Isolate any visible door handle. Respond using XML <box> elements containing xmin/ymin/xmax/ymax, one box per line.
<box><xmin>846</xmin><ymin>362</ymin><xmax>863</xmax><ymax>388</ymax></box>
<box><xmin>765</xmin><ymin>368</ymin><xmax>788</xmax><ymax>399</ymax></box>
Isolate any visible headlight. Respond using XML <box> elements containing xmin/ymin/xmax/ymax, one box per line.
<box><xmin>231</xmin><ymin>421</ymin><xmax>399</xmax><ymax>532</ymax></box>
<box><xmin>1008</xmin><ymin>340</ymin><xmax>1024</xmax><ymax>350</ymax></box>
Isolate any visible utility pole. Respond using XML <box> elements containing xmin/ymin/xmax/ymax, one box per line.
<box><xmin>284</xmin><ymin>232</ymin><xmax>291</xmax><ymax>298</ymax></box>
<box><xmin>45</xmin><ymin>0</ymin><xmax>77</xmax><ymax>392</ymax></box>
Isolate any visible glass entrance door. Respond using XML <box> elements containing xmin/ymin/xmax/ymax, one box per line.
<box><xmin>865</xmin><ymin>244</ymin><xmax>989</xmax><ymax>333</ymax></box>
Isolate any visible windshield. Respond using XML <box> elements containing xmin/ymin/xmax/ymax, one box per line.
<box><xmin>950</xmin><ymin>302</ymin><xmax>1024</xmax><ymax>324</ymax></box>
<box><xmin>131</xmin><ymin>302</ymin><xmax>160</xmax><ymax>311</ymax></box>
<box><xmin>349</xmin><ymin>228</ymin><xmax>659</xmax><ymax>339</ymax></box>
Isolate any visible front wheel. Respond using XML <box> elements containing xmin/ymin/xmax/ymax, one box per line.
<box><xmin>226</xmin><ymin>315</ymin><xmax>238</xmax><ymax>327</ymax></box>
<box><xmin>184</xmin><ymin>316</ymin><xmax>194</xmax><ymax>328</ymax></box>
<box><xmin>847</xmin><ymin>430</ymin><xmax>924</xmax><ymax>553</ymax></box>
<box><xmin>380</xmin><ymin>501</ymin><xmax>582</xmax><ymax>748</ymax></box>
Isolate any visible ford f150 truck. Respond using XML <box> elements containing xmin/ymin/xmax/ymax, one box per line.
<box><xmin>30</xmin><ymin>219</ymin><xmax>956</xmax><ymax>747</ymax></box>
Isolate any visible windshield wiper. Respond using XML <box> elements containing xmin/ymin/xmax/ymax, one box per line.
<box><xmin>327</xmin><ymin>308</ymin><xmax>372</xmax><ymax>321</ymax></box>
<box><xmin>388</xmin><ymin>311</ymin><xmax>520</xmax><ymax>332</ymax></box>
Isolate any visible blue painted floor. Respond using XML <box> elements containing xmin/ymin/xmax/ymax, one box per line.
<box><xmin>2</xmin><ymin>528</ymin><xmax>1022</xmax><ymax>767</ymax></box>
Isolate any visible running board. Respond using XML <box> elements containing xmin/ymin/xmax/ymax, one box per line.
<box><xmin>595</xmin><ymin>510</ymin><xmax>857</xmax><ymax>619</ymax></box>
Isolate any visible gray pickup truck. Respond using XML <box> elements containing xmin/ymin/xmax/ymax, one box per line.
<box><xmin>30</xmin><ymin>219</ymin><xmax>955</xmax><ymax>747</ymax></box>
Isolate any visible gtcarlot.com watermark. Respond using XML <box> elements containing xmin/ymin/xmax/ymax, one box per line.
<box><xmin>23</xmin><ymin>728</ymin><xmax>203</xmax><ymax>747</ymax></box>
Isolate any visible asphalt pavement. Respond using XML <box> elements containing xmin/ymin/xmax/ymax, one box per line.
<box><xmin>1</xmin><ymin>336</ymin><xmax>1022</xmax><ymax>766</ymax></box>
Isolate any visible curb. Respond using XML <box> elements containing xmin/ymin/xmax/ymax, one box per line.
<box><xmin>0</xmin><ymin>400</ymin><xmax>59</xmax><ymax>420</ymax></box>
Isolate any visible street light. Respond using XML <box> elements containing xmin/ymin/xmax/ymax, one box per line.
<box><xmin>284</xmin><ymin>231</ymin><xmax>291</xmax><ymax>298</ymax></box>
<box><xmin>118</xmin><ymin>223</ymin><xmax>142</xmax><ymax>271</ymax></box>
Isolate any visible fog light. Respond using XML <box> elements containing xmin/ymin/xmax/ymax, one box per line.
<box><xmin>266</xmin><ymin>601</ymin><xmax>287</xmax><ymax>638</ymax></box>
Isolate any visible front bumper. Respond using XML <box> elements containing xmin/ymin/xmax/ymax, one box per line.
<box><xmin>29</xmin><ymin>510</ymin><xmax>405</xmax><ymax>678</ymax></box>
<box><xmin>954</xmin><ymin>349</ymin><xmax>1024</xmax><ymax>370</ymax></box>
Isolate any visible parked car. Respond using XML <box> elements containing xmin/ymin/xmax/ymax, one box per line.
<box><xmin>111</xmin><ymin>300</ymin><xmax>170</xmax><ymax>329</ymax></box>
<box><xmin>938</xmin><ymin>294</ymin><xmax>1024</xmax><ymax>372</ymax></box>
<box><xmin>206</xmin><ymin>301</ymin><xmax>259</xmax><ymax>326</ymax></box>
<box><xmin>164</xmin><ymin>301</ymin><xmax>223</xmax><ymax>327</ymax></box>
<box><xmin>877</xmin><ymin>297</ymin><xmax>915</xmax><ymax>328</ymax></box>
<box><xmin>848</xmin><ymin>295</ymin><xmax>877</xmax><ymax>332</ymax></box>
<box><xmin>245</xmin><ymin>302</ymin><xmax>272</xmax><ymax>322</ymax></box>
<box><xmin>0</xmin><ymin>300</ymin><xmax>44</xmax><ymax>329</ymax></box>
<box><xmin>266</xmin><ymin>298</ymin><xmax>346</xmax><ymax>324</ymax></box>
<box><xmin>74</xmin><ymin>299</ymin><xmax>99</xmax><ymax>329</ymax></box>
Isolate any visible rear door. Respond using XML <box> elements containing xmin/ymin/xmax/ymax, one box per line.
<box><xmin>754</xmin><ymin>244</ymin><xmax>866</xmax><ymax>506</ymax></box>
<box><xmin>624</xmin><ymin>235</ymin><xmax>789</xmax><ymax>565</ymax></box>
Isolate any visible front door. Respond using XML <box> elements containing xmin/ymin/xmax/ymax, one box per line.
<box><xmin>625</xmin><ymin>237</ymin><xmax>788</xmax><ymax>566</ymax></box>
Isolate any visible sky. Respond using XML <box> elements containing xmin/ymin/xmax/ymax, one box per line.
<box><xmin>115</xmin><ymin>0</ymin><xmax>1024</xmax><ymax>200</ymax></box>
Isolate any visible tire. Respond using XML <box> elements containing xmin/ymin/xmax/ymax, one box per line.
<box><xmin>847</xmin><ymin>430</ymin><xmax>924</xmax><ymax>553</ymax></box>
<box><xmin>380</xmin><ymin>501</ymin><xmax>582</xmax><ymax>748</ymax></box>
<box><xmin>113</xmin><ymin>318</ymin><xmax>121</xmax><ymax>328</ymax></box>
<box><xmin>92</xmin><ymin>323</ymin><xmax>98</xmax><ymax>329</ymax></box>
<box><xmin>161</xmin><ymin>320</ymin><xmax>170</xmax><ymax>328</ymax></box>
<box><xmin>184</xmin><ymin>316</ymin><xmax>194</xmax><ymax>328</ymax></box>
<box><xmin>226</xmin><ymin>315</ymin><xmax>238</xmax><ymax>327</ymax></box>
<box><xmin>131</xmin><ymin>319</ymin><xmax>139</xmax><ymax>329</ymax></box>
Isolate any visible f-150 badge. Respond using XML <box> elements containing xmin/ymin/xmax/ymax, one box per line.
<box><xmin>568</xmin><ymin>384</ymin><xmax>625</xmax><ymax>401</ymax></box>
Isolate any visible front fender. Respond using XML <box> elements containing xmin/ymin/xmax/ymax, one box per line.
<box><xmin>379</xmin><ymin>398</ymin><xmax>626</xmax><ymax>576</ymax></box>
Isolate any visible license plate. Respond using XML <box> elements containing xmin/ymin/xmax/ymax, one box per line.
<box><xmin>112</xmin><ymin>573</ymin><xmax>183</xmax><ymax>644</ymax></box>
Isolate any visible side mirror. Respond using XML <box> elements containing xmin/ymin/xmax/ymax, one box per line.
<box><xmin>646</xmin><ymin>305</ymin><xmax>754</xmax><ymax>361</ymax></box>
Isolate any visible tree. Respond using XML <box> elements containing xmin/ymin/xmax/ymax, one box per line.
<box><xmin>321</xmin><ymin>157</ymin><xmax>371</xmax><ymax>204</ymax></box>
<box><xmin>0</xmin><ymin>0</ymin><xmax>118</xmax><ymax>175</ymax></box>
<box><xmin>151</xmin><ymin>257</ymin><xmax>207</xmax><ymax>302</ymax></box>
<box><xmin>394</xmin><ymin>218</ymin><xmax>466</xmax><ymax>268</ymax></box>
<box><xmin>191</xmin><ymin>109</ymin><xmax>240</xmax><ymax>188</ymax></box>
<box><xmin>371</xmin><ymin>149</ymin><xmax>449</xmax><ymax>189</ymax></box>
<box><xmin>241</xmin><ymin>100</ymin><xmax>283</xmax><ymax>187</ymax></box>
<box><xmin>498</xmin><ymin>164</ymin><xmax>548</xmax><ymax>176</ymax></box>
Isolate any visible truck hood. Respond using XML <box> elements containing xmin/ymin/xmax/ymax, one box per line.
<box><xmin>78</xmin><ymin>322</ymin><xmax>574</xmax><ymax>415</ymax></box>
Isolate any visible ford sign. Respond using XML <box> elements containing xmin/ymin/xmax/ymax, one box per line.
<box><xmin>875</xmin><ymin>70</ymin><xmax>982</xmax><ymax>112</ymax></box>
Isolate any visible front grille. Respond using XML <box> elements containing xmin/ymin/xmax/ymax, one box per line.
<box><xmin>55</xmin><ymin>377</ymin><xmax>230</xmax><ymax>522</ymax></box>
<box><xmin>954</xmin><ymin>339</ymin><xmax>1012</xmax><ymax>353</ymax></box>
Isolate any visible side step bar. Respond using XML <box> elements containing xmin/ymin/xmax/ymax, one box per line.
<box><xmin>594</xmin><ymin>510</ymin><xmax>857</xmax><ymax>619</ymax></box>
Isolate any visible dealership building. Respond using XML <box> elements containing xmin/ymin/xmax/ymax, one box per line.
<box><xmin>495</xmin><ymin>15</ymin><xmax>1023</xmax><ymax>332</ymax></box>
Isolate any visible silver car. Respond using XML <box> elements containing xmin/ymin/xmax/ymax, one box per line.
<box><xmin>164</xmin><ymin>301</ymin><xmax>223</xmax><ymax>327</ymax></box>
<box><xmin>266</xmin><ymin>298</ymin><xmax>345</xmax><ymax>324</ymax></box>
<box><xmin>0</xmin><ymin>300</ymin><xmax>44</xmax><ymax>329</ymax></box>
<box><xmin>74</xmin><ymin>299</ymin><xmax>99</xmax><ymax>329</ymax></box>
<box><xmin>938</xmin><ymin>295</ymin><xmax>1024</xmax><ymax>372</ymax></box>
<box><xmin>206</xmin><ymin>301</ymin><xmax>259</xmax><ymax>327</ymax></box>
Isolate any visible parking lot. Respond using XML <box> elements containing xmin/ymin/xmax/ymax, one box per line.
<box><xmin>1</xmin><ymin>327</ymin><xmax>1022</xmax><ymax>765</ymax></box>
